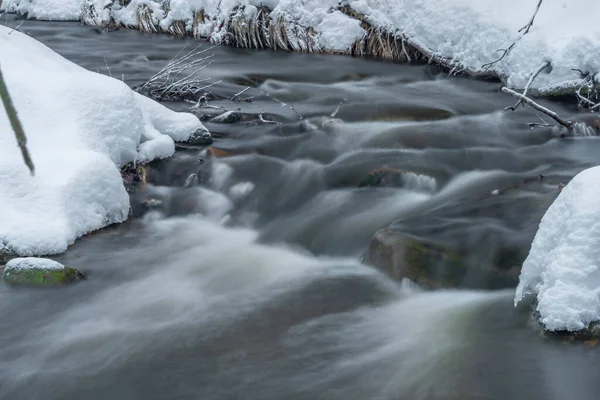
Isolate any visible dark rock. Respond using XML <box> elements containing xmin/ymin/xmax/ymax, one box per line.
<box><xmin>358</xmin><ymin>167</ymin><xmax>406</xmax><ymax>188</ymax></box>
<box><xmin>365</xmin><ymin>229</ymin><xmax>466</xmax><ymax>288</ymax></box>
<box><xmin>364</xmin><ymin>228</ymin><xmax>524</xmax><ymax>290</ymax></box>
<box><xmin>187</xmin><ymin>128</ymin><xmax>213</xmax><ymax>145</ymax></box>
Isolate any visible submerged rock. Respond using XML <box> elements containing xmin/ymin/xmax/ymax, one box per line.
<box><xmin>365</xmin><ymin>229</ymin><xmax>465</xmax><ymax>288</ymax></box>
<box><xmin>365</xmin><ymin>229</ymin><xmax>523</xmax><ymax>289</ymax></box>
<box><xmin>2</xmin><ymin>258</ymin><xmax>85</xmax><ymax>287</ymax></box>
<box><xmin>357</xmin><ymin>167</ymin><xmax>437</xmax><ymax>192</ymax></box>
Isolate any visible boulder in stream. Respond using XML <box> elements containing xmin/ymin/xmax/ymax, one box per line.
<box><xmin>187</xmin><ymin>128</ymin><xmax>214</xmax><ymax>145</ymax></box>
<box><xmin>365</xmin><ymin>229</ymin><xmax>523</xmax><ymax>289</ymax></box>
<box><xmin>365</xmin><ymin>229</ymin><xmax>465</xmax><ymax>288</ymax></box>
<box><xmin>2</xmin><ymin>258</ymin><xmax>85</xmax><ymax>287</ymax></box>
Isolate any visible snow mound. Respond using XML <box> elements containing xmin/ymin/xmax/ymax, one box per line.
<box><xmin>515</xmin><ymin>166</ymin><xmax>600</xmax><ymax>332</ymax></box>
<box><xmin>5</xmin><ymin>257</ymin><xmax>65</xmax><ymax>271</ymax></box>
<box><xmin>0</xmin><ymin>25</ymin><xmax>208</xmax><ymax>256</ymax></box>
<box><xmin>3</xmin><ymin>0</ymin><xmax>599</xmax><ymax>93</ymax></box>
<box><xmin>1</xmin><ymin>0</ymin><xmax>84</xmax><ymax>20</ymax></box>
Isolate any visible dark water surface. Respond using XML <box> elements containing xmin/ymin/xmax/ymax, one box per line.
<box><xmin>2</xmin><ymin>14</ymin><xmax>600</xmax><ymax>400</ymax></box>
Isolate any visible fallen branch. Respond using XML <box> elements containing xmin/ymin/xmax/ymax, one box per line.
<box><xmin>502</xmin><ymin>87</ymin><xmax>573</xmax><ymax>128</ymax></box>
<box><xmin>505</xmin><ymin>61</ymin><xmax>551</xmax><ymax>111</ymax></box>
<box><xmin>0</xmin><ymin>63</ymin><xmax>35</xmax><ymax>175</ymax></box>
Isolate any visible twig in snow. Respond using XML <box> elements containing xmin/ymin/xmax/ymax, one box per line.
<box><xmin>502</xmin><ymin>86</ymin><xmax>573</xmax><ymax>128</ymax></box>
<box><xmin>505</xmin><ymin>61</ymin><xmax>551</xmax><ymax>111</ymax></box>
<box><xmin>518</xmin><ymin>0</ymin><xmax>544</xmax><ymax>34</ymax></box>
<box><xmin>482</xmin><ymin>0</ymin><xmax>544</xmax><ymax>69</ymax></box>
<box><xmin>0</xmin><ymin>64</ymin><xmax>35</xmax><ymax>175</ymax></box>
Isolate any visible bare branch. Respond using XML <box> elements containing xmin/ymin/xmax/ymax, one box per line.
<box><xmin>502</xmin><ymin>86</ymin><xmax>573</xmax><ymax>128</ymax></box>
<box><xmin>482</xmin><ymin>0</ymin><xmax>544</xmax><ymax>69</ymax></box>
<box><xmin>0</xmin><ymin>64</ymin><xmax>35</xmax><ymax>175</ymax></box>
<box><xmin>518</xmin><ymin>0</ymin><xmax>544</xmax><ymax>34</ymax></box>
<box><xmin>505</xmin><ymin>61</ymin><xmax>551</xmax><ymax>111</ymax></box>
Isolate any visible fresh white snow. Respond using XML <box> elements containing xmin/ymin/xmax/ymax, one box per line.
<box><xmin>0</xmin><ymin>25</ymin><xmax>207</xmax><ymax>256</ymax></box>
<box><xmin>4</xmin><ymin>257</ymin><xmax>65</xmax><ymax>271</ymax></box>
<box><xmin>3</xmin><ymin>0</ymin><xmax>599</xmax><ymax>93</ymax></box>
<box><xmin>515</xmin><ymin>166</ymin><xmax>600</xmax><ymax>332</ymax></box>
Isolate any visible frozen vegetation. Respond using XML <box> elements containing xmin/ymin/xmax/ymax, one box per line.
<box><xmin>0</xmin><ymin>24</ymin><xmax>208</xmax><ymax>256</ymax></box>
<box><xmin>2</xmin><ymin>0</ymin><xmax>599</xmax><ymax>95</ymax></box>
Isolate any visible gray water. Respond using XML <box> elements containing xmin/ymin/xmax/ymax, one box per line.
<box><xmin>2</xmin><ymin>15</ymin><xmax>600</xmax><ymax>400</ymax></box>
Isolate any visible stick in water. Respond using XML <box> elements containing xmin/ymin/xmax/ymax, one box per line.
<box><xmin>501</xmin><ymin>87</ymin><xmax>573</xmax><ymax>128</ymax></box>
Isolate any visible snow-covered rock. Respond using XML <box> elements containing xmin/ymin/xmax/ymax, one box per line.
<box><xmin>0</xmin><ymin>25</ymin><xmax>208</xmax><ymax>256</ymax></box>
<box><xmin>2</xmin><ymin>257</ymin><xmax>85</xmax><ymax>286</ymax></box>
<box><xmin>3</xmin><ymin>0</ymin><xmax>599</xmax><ymax>94</ymax></box>
<box><xmin>515</xmin><ymin>166</ymin><xmax>600</xmax><ymax>333</ymax></box>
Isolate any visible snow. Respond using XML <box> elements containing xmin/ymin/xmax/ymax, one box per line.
<box><xmin>0</xmin><ymin>25</ymin><xmax>207</xmax><ymax>256</ymax></box>
<box><xmin>515</xmin><ymin>166</ymin><xmax>600</xmax><ymax>332</ymax></box>
<box><xmin>1</xmin><ymin>0</ymin><xmax>84</xmax><ymax>20</ymax></box>
<box><xmin>4</xmin><ymin>257</ymin><xmax>65</xmax><ymax>271</ymax></box>
<box><xmin>3</xmin><ymin>0</ymin><xmax>599</xmax><ymax>93</ymax></box>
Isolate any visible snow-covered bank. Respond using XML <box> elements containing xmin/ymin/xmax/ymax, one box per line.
<box><xmin>0</xmin><ymin>25</ymin><xmax>208</xmax><ymax>256</ymax></box>
<box><xmin>2</xmin><ymin>0</ymin><xmax>599</xmax><ymax>95</ymax></box>
<box><xmin>515</xmin><ymin>166</ymin><xmax>600</xmax><ymax>333</ymax></box>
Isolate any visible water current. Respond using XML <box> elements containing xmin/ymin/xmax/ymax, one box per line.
<box><xmin>2</xmin><ymin>14</ymin><xmax>600</xmax><ymax>400</ymax></box>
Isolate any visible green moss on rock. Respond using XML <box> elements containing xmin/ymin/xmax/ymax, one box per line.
<box><xmin>365</xmin><ymin>229</ymin><xmax>466</xmax><ymax>288</ymax></box>
<box><xmin>2</xmin><ymin>258</ymin><xmax>85</xmax><ymax>287</ymax></box>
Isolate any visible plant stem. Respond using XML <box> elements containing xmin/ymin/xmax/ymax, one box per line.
<box><xmin>0</xmin><ymin>63</ymin><xmax>35</xmax><ymax>175</ymax></box>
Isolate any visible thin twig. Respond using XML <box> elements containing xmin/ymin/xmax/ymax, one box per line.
<box><xmin>0</xmin><ymin>64</ymin><xmax>35</xmax><ymax>174</ymax></box>
<box><xmin>482</xmin><ymin>0</ymin><xmax>543</xmax><ymax>69</ymax></box>
<box><xmin>330</xmin><ymin>98</ymin><xmax>346</xmax><ymax>118</ymax></box>
<box><xmin>505</xmin><ymin>61</ymin><xmax>551</xmax><ymax>111</ymax></box>
<box><xmin>502</xmin><ymin>86</ymin><xmax>573</xmax><ymax>128</ymax></box>
<box><xmin>231</xmin><ymin>86</ymin><xmax>251</xmax><ymax>100</ymax></box>
<box><xmin>8</xmin><ymin>21</ymin><xmax>24</xmax><ymax>34</ymax></box>
<box><xmin>104</xmin><ymin>58</ymin><xmax>112</xmax><ymax>78</ymax></box>
<box><xmin>518</xmin><ymin>0</ymin><xmax>544</xmax><ymax>34</ymax></box>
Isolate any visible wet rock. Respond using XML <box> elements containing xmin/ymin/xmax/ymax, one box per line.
<box><xmin>0</xmin><ymin>249</ymin><xmax>17</xmax><ymax>265</ymax></box>
<box><xmin>187</xmin><ymin>128</ymin><xmax>213</xmax><ymax>145</ymax></box>
<box><xmin>210</xmin><ymin>111</ymin><xmax>242</xmax><ymax>124</ymax></box>
<box><xmin>364</xmin><ymin>229</ymin><xmax>523</xmax><ymax>289</ymax></box>
<box><xmin>365</xmin><ymin>229</ymin><xmax>465</xmax><ymax>288</ymax></box>
<box><xmin>358</xmin><ymin>167</ymin><xmax>406</xmax><ymax>188</ymax></box>
<box><xmin>357</xmin><ymin>167</ymin><xmax>437</xmax><ymax>192</ymax></box>
<box><xmin>146</xmin><ymin>152</ymin><xmax>212</xmax><ymax>187</ymax></box>
<box><xmin>2</xmin><ymin>258</ymin><xmax>85</xmax><ymax>287</ymax></box>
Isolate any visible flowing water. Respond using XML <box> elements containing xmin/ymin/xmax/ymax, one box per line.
<box><xmin>2</xmin><ymin>15</ymin><xmax>600</xmax><ymax>400</ymax></box>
